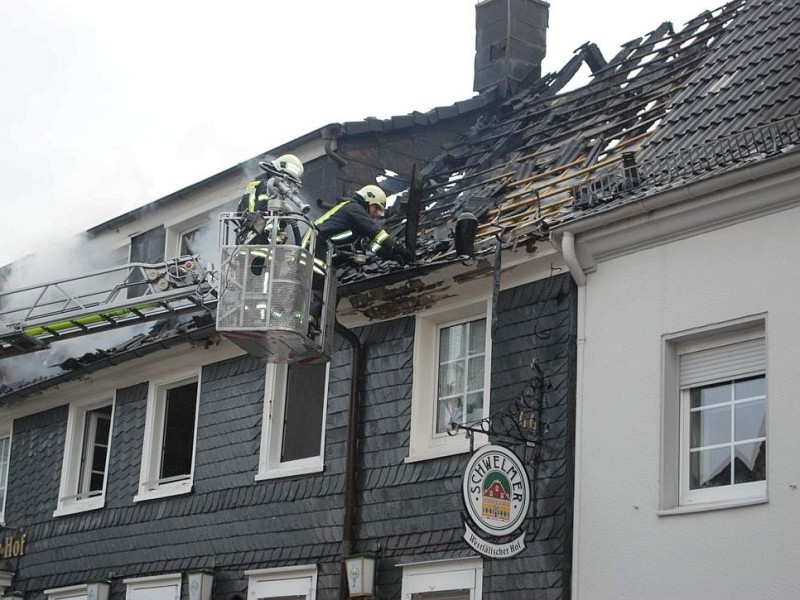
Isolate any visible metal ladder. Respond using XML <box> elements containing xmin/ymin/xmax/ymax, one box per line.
<box><xmin>0</xmin><ymin>255</ymin><xmax>217</xmax><ymax>358</ymax></box>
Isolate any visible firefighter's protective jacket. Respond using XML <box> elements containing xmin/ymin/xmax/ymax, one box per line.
<box><xmin>237</xmin><ymin>173</ymin><xmax>283</xmax><ymax>245</ymax></box>
<box><xmin>312</xmin><ymin>197</ymin><xmax>390</xmax><ymax>253</ymax></box>
<box><xmin>238</xmin><ymin>173</ymin><xmax>271</xmax><ymax>214</ymax></box>
<box><xmin>302</xmin><ymin>195</ymin><xmax>407</xmax><ymax>276</ymax></box>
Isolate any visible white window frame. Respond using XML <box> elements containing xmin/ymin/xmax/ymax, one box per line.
<box><xmin>660</xmin><ymin>315</ymin><xmax>767</xmax><ymax>514</ymax></box>
<box><xmin>257</xmin><ymin>362</ymin><xmax>330</xmax><ymax>480</ymax></box>
<box><xmin>165</xmin><ymin>213</ymin><xmax>214</xmax><ymax>260</ymax></box>
<box><xmin>135</xmin><ymin>371</ymin><xmax>201</xmax><ymax>502</ymax></box>
<box><xmin>407</xmin><ymin>299</ymin><xmax>492</xmax><ymax>462</ymax></box>
<box><xmin>44</xmin><ymin>584</ymin><xmax>88</xmax><ymax>600</ymax></box>
<box><xmin>400</xmin><ymin>557</ymin><xmax>483</xmax><ymax>600</ymax></box>
<box><xmin>124</xmin><ymin>573</ymin><xmax>181</xmax><ymax>600</ymax></box>
<box><xmin>0</xmin><ymin>420</ymin><xmax>12</xmax><ymax>525</ymax></box>
<box><xmin>54</xmin><ymin>396</ymin><xmax>115</xmax><ymax>517</ymax></box>
<box><xmin>246</xmin><ymin>564</ymin><xmax>318</xmax><ymax>600</ymax></box>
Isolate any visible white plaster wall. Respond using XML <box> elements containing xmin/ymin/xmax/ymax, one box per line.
<box><xmin>574</xmin><ymin>203</ymin><xmax>800</xmax><ymax>600</ymax></box>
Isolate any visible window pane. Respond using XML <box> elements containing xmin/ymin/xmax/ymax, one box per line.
<box><xmin>95</xmin><ymin>412</ymin><xmax>111</xmax><ymax>444</ymax></box>
<box><xmin>467</xmin><ymin>356</ymin><xmax>484</xmax><ymax>391</ymax></box>
<box><xmin>128</xmin><ymin>225</ymin><xmax>166</xmax><ymax>299</ymax></box>
<box><xmin>436</xmin><ymin>319</ymin><xmax>487</xmax><ymax>435</ymax></box>
<box><xmin>690</xmin><ymin>405</ymin><xmax>731</xmax><ymax>448</ymax></box>
<box><xmin>437</xmin><ymin>398</ymin><xmax>463</xmax><ymax>433</ymax></box>
<box><xmin>465</xmin><ymin>392</ymin><xmax>484</xmax><ymax>424</ymax></box>
<box><xmin>180</xmin><ymin>227</ymin><xmax>202</xmax><ymax>255</ymax></box>
<box><xmin>438</xmin><ymin>363</ymin><xmax>465</xmax><ymax>398</ymax></box>
<box><xmin>468</xmin><ymin>319</ymin><xmax>486</xmax><ymax>354</ymax></box>
<box><xmin>91</xmin><ymin>445</ymin><xmax>108</xmax><ymax>473</ymax></box>
<box><xmin>734</xmin><ymin>441</ymin><xmax>766</xmax><ymax>483</ymax></box>
<box><xmin>79</xmin><ymin>406</ymin><xmax>112</xmax><ymax>496</ymax></box>
<box><xmin>690</xmin><ymin>447</ymin><xmax>731</xmax><ymax>489</ymax></box>
<box><xmin>130</xmin><ymin>225</ymin><xmax>166</xmax><ymax>263</ymax></box>
<box><xmin>160</xmin><ymin>382</ymin><xmax>197</xmax><ymax>479</ymax></box>
<box><xmin>90</xmin><ymin>472</ymin><xmax>104</xmax><ymax>492</ymax></box>
<box><xmin>735</xmin><ymin>399</ymin><xmax>766</xmax><ymax>441</ymax></box>
<box><xmin>735</xmin><ymin>376</ymin><xmax>765</xmax><ymax>400</ymax></box>
<box><xmin>281</xmin><ymin>364</ymin><xmax>326</xmax><ymax>463</ymax></box>
<box><xmin>690</xmin><ymin>382</ymin><xmax>731</xmax><ymax>408</ymax></box>
<box><xmin>439</xmin><ymin>325</ymin><xmax>466</xmax><ymax>362</ymax></box>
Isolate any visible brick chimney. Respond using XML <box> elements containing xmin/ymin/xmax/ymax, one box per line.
<box><xmin>474</xmin><ymin>0</ymin><xmax>548</xmax><ymax>97</ymax></box>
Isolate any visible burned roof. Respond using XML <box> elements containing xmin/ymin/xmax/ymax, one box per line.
<box><xmin>363</xmin><ymin>0</ymin><xmax>800</xmax><ymax>274</ymax></box>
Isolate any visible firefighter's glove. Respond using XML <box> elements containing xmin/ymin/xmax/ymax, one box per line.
<box><xmin>235</xmin><ymin>211</ymin><xmax>256</xmax><ymax>245</ymax></box>
<box><xmin>384</xmin><ymin>240</ymin><xmax>413</xmax><ymax>265</ymax></box>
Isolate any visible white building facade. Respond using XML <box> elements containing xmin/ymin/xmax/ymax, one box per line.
<box><xmin>559</xmin><ymin>150</ymin><xmax>800</xmax><ymax>599</ymax></box>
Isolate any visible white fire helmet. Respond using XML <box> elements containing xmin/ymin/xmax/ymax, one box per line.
<box><xmin>356</xmin><ymin>185</ymin><xmax>387</xmax><ymax>216</ymax></box>
<box><xmin>271</xmin><ymin>154</ymin><xmax>304</xmax><ymax>180</ymax></box>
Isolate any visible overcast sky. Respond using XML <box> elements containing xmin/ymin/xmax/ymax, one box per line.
<box><xmin>0</xmin><ymin>0</ymin><xmax>716</xmax><ymax>269</ymax></box>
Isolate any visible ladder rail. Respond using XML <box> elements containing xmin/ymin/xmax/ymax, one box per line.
<box><xmin>0</xmin><ymin>255</ymin><xmax>205</xmax><ymax>328</ymax></box>
<box><xmin>0</xmin><ymin>255</ymin><xmax>205</xmax><ymax>333</ymax></box>
<box><xmin>3</xmin><ymin>269</ymin><xmax>159</xmax><ymax>326</ymax></box>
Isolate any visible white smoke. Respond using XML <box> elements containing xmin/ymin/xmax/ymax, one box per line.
<box><xmin>0</xmin><ymin>322</ymin><xmax>153</xmax><ymax>386</ymax></box>
<box><xmin>0</xmin><ymin>231</ymin><xmax>127</xmax><ymax>322</ymax></box>
<box><xmin>0</xmin><ymin>218</ymin><xmax>220</xmax><ymax>388</ymax></box>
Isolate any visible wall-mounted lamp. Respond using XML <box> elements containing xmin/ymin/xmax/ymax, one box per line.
<box><xmin>0</xmin><ymin>566</ymin><xmax>13</xmax><ymax>597</ymax></box>
<box><xmin>344</xmin><ymin>553</ymin><xmax>376</xmax><ymax>598</ymax></box>
<box><xmin>86</xmin><ymin>579</ymin><xmax>110</xmax><ymax>600</ymax></box>
<box><xmin>187</xmin><ymin>569</ymin><xmax>214</xmax><ymax>600</ymax></box>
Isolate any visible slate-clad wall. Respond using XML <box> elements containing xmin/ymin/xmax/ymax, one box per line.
<box><xmin>4</xmin><ymin>273</ymin><xmax>575</xmax><ymax>599</ymax></box>
<box><xmin>6</xmin><ymin>349</ymin><xmax>352</xmax><ymax>597</ymax></box>
<box><xmin>357</xmin><ymin>273</ymin><xmax>577</xmax><ymax>599</ymax></box>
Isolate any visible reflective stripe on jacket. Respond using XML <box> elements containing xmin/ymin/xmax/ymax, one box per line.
<box><xmin>238</xmin><ymin>174</ymin><xmax>272</xmax><ymax>214</ymax></box>
<box><xmin>307</xmin><ymin>199</ymin><xmax>390</xmax><ymax>252</ymax></box>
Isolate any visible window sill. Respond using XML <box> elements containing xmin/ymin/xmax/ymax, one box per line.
<box><xmin>133</xmin><ymin>481</ymin><xmax>193</xmax><ymax>503</ymax></box>
<box><xmin>405</xmin><ymin>444</ymin><xmax>471</xmax><ymax>463</ymax></box>
<box><xmin>256</xmin><ymin>463</ymin><xmax>323</xmax><ymax>481</ymax></box>
<box><xmin>53</xmin><ymin>497</ymin><xmax>104</xmax><ymax>517</ymax></box>
<box><xmin>406</xmin><ymin>434</ymin><xmax>488</xmax><ymax>463</ymax></box>
<box><xmin>658</xmin><ymin>495</ymin><xmax>768</xmax><ymax>516</ymax></box>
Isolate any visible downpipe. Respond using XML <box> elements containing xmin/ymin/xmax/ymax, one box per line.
<box><xmin>559</xmin><ymin>229</ymin><xmax>587</xmax><ymax>600</ymax></box>
<box><xmin>335</xmin><ymin>318</ymin><xmax>362</xmax><ymax>598</ymax></box>
<box><xmin>561</xmin><ymin>231</ymin><xmax>586</xmax><ymax>287</ymax></box>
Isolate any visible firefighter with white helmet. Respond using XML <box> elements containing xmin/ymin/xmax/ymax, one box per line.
<box><xmin>265</xmin><ymin>154</ymin><xmax>304</xmax><ymax>181</ymax></box>
<box><xmin>302</xmin><ymin>183</ymin><xmax>412</xmax><ymax>335</ymax></box>
<box><xmin>241</xmin><ymin>154</ymin><xmax>304</xmax><ymax>217</ymax></box>
<box><xmin>356</xmin><ymin>184</ymin><xmax>388</xmax><ymax>217</ymax></box>
<box><xmin>303</xmin><ymin>184</ymin><xmax>411</xmax><ymax>265</ymax></box>
<box><xmin>236</xmin><ymin>153</ymin><xmax>306</xmax><ymax>276</ymax></box>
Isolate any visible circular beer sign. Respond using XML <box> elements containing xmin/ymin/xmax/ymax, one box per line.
<box><xmin>462</xmin><ymin>444</ymin><xmax>530</xmax><ymax>536</ymax></box>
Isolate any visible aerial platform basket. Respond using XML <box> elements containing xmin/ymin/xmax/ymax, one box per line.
<box><xmin>216</xmin><ymin>211</ymin><xmax>335</xmax><ymax>364</ymax></box>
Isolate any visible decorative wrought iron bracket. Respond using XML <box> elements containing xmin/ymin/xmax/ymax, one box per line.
<box><xmin>447</xmin><ymin>358</ymin><xmax>552</xmax><ymax>459</ymax></box>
